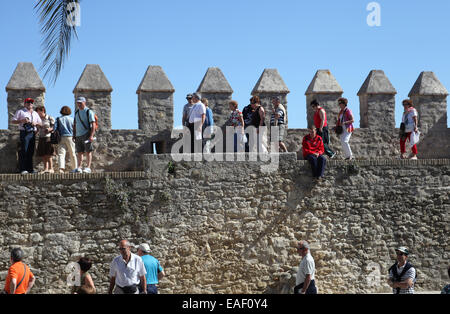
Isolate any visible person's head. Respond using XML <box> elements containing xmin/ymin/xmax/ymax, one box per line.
<box><xmin>118</xmin><ymin>240</ymin><xmax>131</xmax><ymax>259</ymax></box>
<box><xmin>402</xmin><ymin>99</ymin><xmax>413</xmax><ymax>108</ymax></box>
<box><xmin>250</xmin><ymin>96</ymin><xmax>260</xmax><ymax>105</ymax></box>
<box><xmin>10</xmin><ymin>248</ymin><xmax>24</xmax><ymax>264</ymax></box>
<box><xmin>308</xmin><ymin>125</ymin><xmax>316</xmax><ymax>137</ymax></box>
<box><xmin>310</xmin><ymin>99</ymin><xmax>320</xmax><ymax>110</ymax></box>
<box><xmin>186</xmin><ymin>93</ymin><xmax>193</xmax><ymax>104</ymax></box>
<box><xmin>271</xmin><ymin>96</ymin><xmax>280</xmax><ymax>107</ymax></box>
<box><xmin>229</xmin><ymin>100</ymin><xmax>239</xmax><ymax>111</ymax></box>
<box><xmin>60</xmin><ymin>106</ymin><xmax>72</xmax><ymax>116</ymax></box>
<box><xmin>201</xmin><ymin>98</ymin><xmax>209</xmax><ymax>107</ymax></box>
<box><xmin>192</xmin><ymin>93</ymin><xmax>201</xmax><ymax>103</ymax></box>
<box><xmin>76</xmin><ymin>96</ymin><xmax>86</xmax><ymax>110</ymax></box>
<box><xmin>24</xmin><ymin>98</ymin><xmax>34</xmax><ymax>110</ymax></box>
<box><xmin>338</xmin><ymin>97</ymin><xmax>348</xmax><ymax>110</ymax></box>
<box><xmin>395</xmin><ymin>246</ymin><xmax>409</xmax><ymax>265</ymax></box>
<box><xmin>35</xmin><ymin>105</ymin><xmax>46</xmax><ymax>118</ymax></box>
<box><xmin>78</xmin><ymin>257</ymin><xmax>93</xmax><ymax>273</ymax></box>
<box><xmin>297</xmin><ymin>240</ymin><xmax>310</xmax><ymax>257</ymax></box>
<box><xmin>137</xmin><ymin>243</ymin><xmax>151</xmax><ymax>257</ymax></box>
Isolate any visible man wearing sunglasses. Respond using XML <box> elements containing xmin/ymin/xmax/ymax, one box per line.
<box><xmin>294</xmin><ymin>240</ymin><xmax>317</xmax><ymax>294</ymax></box>
<box><xmin>388</xmin><ymin>246</ymin><xmax>416</xmax><ymax>294</ymax></box>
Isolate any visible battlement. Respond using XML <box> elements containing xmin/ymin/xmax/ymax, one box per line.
<box><xmin>1</xmin><ymin>62</ymin><xmax>449</xmax><ymax>173</ymax></box>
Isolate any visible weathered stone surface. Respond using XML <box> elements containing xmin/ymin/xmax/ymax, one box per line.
<box><xmin>137</xmin><ymin>66</ymin><xmax>175</xmax><ymax>93</ymax></box>
<box><xmin>252</xmin><ymin>69</ymin><xmax>289</xmax><ymax>95</ymax></box>
<box><xmin>73</xmin><ymin>64</ymin><xmax>113</xmax><ymax>93</ymax></box>
<box><xmin>197</xmin><ymin>67</ymin><xmax>233</xmax><ymax>94</ymax></box>
<box><xmin>305</xmin><ymin>70</ymin><xmax>342</xmax><ymax>95</ymax></box>
<box><xmin>6</xmin><ymin>62</ymin><xmax>46</xmax><ymax>92</ymax></box>
<box><xmin>0</xmin><ymin>157</ymin><xmax>448</xmax><ymax>294</ymax></box>
<box><xmin>358</xmin><ymin>70</ymin><xmax>396</xmax><ymax>95</ymax></box>
<box><xmin>409</xmin><ymin>72</ymin><xmax>449</xmax><ymax>96</ymax></box>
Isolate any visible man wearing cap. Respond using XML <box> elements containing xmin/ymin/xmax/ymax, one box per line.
<box><xmin>72</xmin><ymin>97</ymin><xmax>96</xmax><ymax>173</ymax></box>
<box><xmin>137</xmin><ymin>243</ymin><xmax>165</xmax><ymax>294</ymax></box>
<box><xmin>182</xmin><ymin>94</ymin><xmax>194</xmax><ymax>127</ymax></box>
<box><xmin>187</xmin><ymin>93</ymin><xmax>206</xmax><ymax>153</ymax></box>
<box><xmin>294</xmin><ymin>240</ymin><xmax>317</xmax><ymax>294</ymax></box>
<box><xmin>12</xmin><ymin>98</ymin><xmax>42</xmax><ymax>174</ymax></box>
<box><xmin>388</xmin><ymin>246</ymin><xmax>416</xmax><ymax>294</ymax></box>
<box><xmin>109</xmin><ymin>240</ymin><xmax>147</xmax><ymax>294</ymax></box>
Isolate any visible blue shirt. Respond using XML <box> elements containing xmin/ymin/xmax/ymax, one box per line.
<box><xmin>74</xmin><ymin>107</ymin><xmax>95</xmax><ymax>137</ymax></box>
<box><xmin>204</xmin><ymin>107</ymin><xmax>214</xmax><ymax>128</ymax></box>
<box><xmin>53</xmin><ymin>115</ymin><xmax>74</xmax><ymax>136</ymax></box>
<box><xmin>141</xmin><ymin>255</ymin><xmax>163</xmax><ymax>285</ymax></box>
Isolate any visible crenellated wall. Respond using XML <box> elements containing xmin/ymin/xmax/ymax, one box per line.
<box><xmin>1</xmin><ymin>62</ymin><xmax>449</xmax><ymax>173</ymax></box>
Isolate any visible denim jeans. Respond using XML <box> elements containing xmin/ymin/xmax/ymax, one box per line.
<box><xmin>19</xmin><ymin>130</ymin><xmax>36</xmax><ymax>172</ymax></box>
<box><xmin>306</xmin><ymin>154</ymin><xmax>327</xmax><ymax>178</ymax></box>
<box><xmin>147</xmin><ymin>284</ymin><xmax>158</xmax><ymax>294</ymax></box>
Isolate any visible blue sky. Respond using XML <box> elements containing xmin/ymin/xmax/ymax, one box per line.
<box><xmin>1</xmin><ymin>0</ymin><xmax>449</xmax><ymax>130</ymax></box>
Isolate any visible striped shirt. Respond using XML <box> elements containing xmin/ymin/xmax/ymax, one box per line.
<box><xmin>389</xmin><ymin>264</ymin><xmax>416</xmax><ymax>294</ymax></box>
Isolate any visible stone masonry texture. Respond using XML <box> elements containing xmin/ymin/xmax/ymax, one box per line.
<box><xmin>0</xmin><ymin>155</ymin><xmax>448</xmax><ymax>294</ymax></box>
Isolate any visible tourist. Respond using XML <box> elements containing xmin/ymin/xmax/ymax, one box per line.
<box><xmin>226</xmin><ymin>100</ymin><xmax>245</xmax><ymax>152</ymax></box>
<box><xmin>441</xmin><ymin>266</ymin><xmax>450</xmax><ymax>294</ymax></box>
<box><xmin>400</xmin><ymin>99</ymin><xmax>419</xmax><ymax>160</ymax></box>
<box><xmin>201</xmin><ymin>98</ymin><xmax>214</xmax><ymax>153</ymax></box>
<box><xmin>242</xmin><ymin>99</ymin><xmax>254</xmax><ymax>152</ymax></box>
<box><xmin>11</xmin><ymin>98</ymin><xmax>42</xmax><ymax>174</ymax></box>
<box><xmin>108</xmin><ymin>240</ymin><xmax>147</xmax><ymax>294</ymax></box>
<box><xmin>3</xmin><ymin>248</ymin><xmax>35</xmax><ymax>294</ymax></box>
<box><xmin>72</xmin><ymin>97</ymin><xmax>96</xmax><ymax>173</ymax></box>
<box><xmin>182</xmin><ymin>93</ymin><xmax>194</xmax><ymax>127</ymax></box>
<box><xmin>249</xmin><ymin>96</ymin><xmax>267</xmax><ymax>153</ymax></box>
<box><xmin>71</xmin><ymin>257</ymin><xmax>96</xmax><ymax>294</ymax></box>
<box><xmin>294</xmin><ymin>240</ymin><xmax>317</xmax><ymax>294</ymax></box>
<box><xmin>302</xmin><ymin>126</ymin><xmax>327</xmax><ymax>180</ymax></box>
<box><xmin>137</xmin><ymin>243</ymin><xmax>165</xmax><ymax>294</ymax></box>
<box><xmin>387</xmin><ymin>246</ymin><xmax>416</xmax><ymax>294</ymax></box>
<box><xmin>35</xmin><ymin>105</ymin><xmax>55</xmax><ymax>173</ymax></box>
<box><xmin>187</xmin><ymin>93</ymin><xmax>206</xmax><ymax>153</ymax></box>
<box><xmin>53</xmin><ymin>106</ymin><xmax>77</xmax><ymax>173</ymax></box>
<box><xmin>310</xmin><ymin>99</ymin><xmax>335</xmax><ymax>158</ymax></box>
<box><xmin>336</xmin><ymin>97</ymin><xmax>354</xmax><ymax>160</ymax></box>
<box><xmin>270</xmin><ymin>96</ymin><xmax>288</xmax><ymax>152</ymax></box>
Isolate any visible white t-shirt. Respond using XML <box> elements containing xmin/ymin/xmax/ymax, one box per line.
<box><xmin>402</xmin><ymin>108</ymin><xmax>418</xmax><ymax>133</ymax></box>
<box><xmin>109</xmin><ymin>253</ymin><xmax>146</xmax><ymax>287</ymax></box>
<box><xmin>296</xmin><ymin>253</ymin><xmax>315</xmax><ymax>285</ymax></box>
<box><xmin>189</xmin><ymin>102</ymin><xmax>206</xmax><ymax>124</ymax></box>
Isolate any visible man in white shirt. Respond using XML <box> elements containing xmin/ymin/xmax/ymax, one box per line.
<box><xmin>187</xmin><ymin>93</ymin><xmax>206</xmax><ymax>153</ymax></box>
<box><xmin>294</xmin><ymin>240</ymin><xmax>317</xmax><ymax>294</ymax></box>
<box><xmin>12</xmin><ymin>98</ymin><xmax>42</xmax><ymax>174</ymax></box>
<box><xmin>108</xmin><ymin>240</ymin><xmax>147</xmax><ymax>294</ymax></box>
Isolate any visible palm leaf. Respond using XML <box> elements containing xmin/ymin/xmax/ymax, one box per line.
<box><xmin>35</xmin><ymin>0</ymin><xmax>80</xmax><ymax>85</ymax></box>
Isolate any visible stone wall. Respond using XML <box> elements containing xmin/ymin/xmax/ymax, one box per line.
<box><xmin>0</xmin><ymin>154</ymin><xmax>448</xmax><ymax>294</ymax></box>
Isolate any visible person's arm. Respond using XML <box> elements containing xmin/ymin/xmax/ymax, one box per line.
<box><xmin>301</xmin><ymin>274</ymin><xmax>311</xmax><ymax>294</ymax></box>
<box><xmin>319</xmin><ymin>109</ymin><xmax>325</xmax><ymax>131</ymax></box>
<box><xmin>26</xmin><ymin>276</ymin><xmax>35</xmax><ymax>294</ymax></box>
<box><xmin>199</xmin><ymin>114</ymin><xmax>206</xmax><ymax>130</ymax></box>
<box><xmin>139</xmin><ymin>275</ymin><xmax>147</xmax><ymax>294</ymax></box>
<box><xmin>392</xmin><ymin>278</ymin><xmax>414</xmax><ymax>289</ymax></box>
<box><xmin>9</xmin><ymin>278</ymin><xmax>17</xmax><ymax>294</ymax></box>
<box><xmin>72</xmin><ymin>115</ymin><xmax>77</xmax><ymax>142</ymax></box>
<box><xmin>259</xmin><ymin>107</ymin><xmax>265</xmax><ymax>126</ymax></box>
<box><xmin>158</xmin><ymin>269</ymin><xmax>166</xmax><ymax>281</ymax></box>
<box><xmin>89</xmin><ymin>112</ymin><xmax>96</xmax><ymax>141</ymax></box>
<box><xmin>239</xmin><ymin>115</ymin><xmax>245</xmax><ymax>133</ymax></box>
<box><xmin>108</xmin><ymin>276</ymin><xmax>115</xmax><ymax>294</ymax></box>
<box><xmin>344</xmin><ymin>110</ymin><xmax>354</xmax><ymax>125</ymax></box>
<box><xmin>413</xmin><ymin>116</ymin><xmax>418</xmax><ymax>132</ymax></box>
<box><xmin>85</xmin><ymin>273</ymin><xmax>96</xmax><ymax>294</ymax></box>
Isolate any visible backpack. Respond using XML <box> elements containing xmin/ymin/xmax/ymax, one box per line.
<box><xmin>76</xmin><ymin>109</ymin><xmax>98</xmax><ymax>132</ymax></box>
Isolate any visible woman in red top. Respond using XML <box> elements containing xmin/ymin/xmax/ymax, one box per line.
<box><xmin>311</xmin><ymin>99</ymin><xmax>335</xmax><ymax>158</ymax></box>
<box><xmin>302</xmin><ymin>126</ymin><xmax>327</xmax><ymax>180</ymax></box>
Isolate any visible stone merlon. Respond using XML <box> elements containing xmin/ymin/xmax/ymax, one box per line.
<box><xmin>73</xmin><ymin>64</ymin><xmax>113</xmax><ymax>93</ymax></box>
<box><xmin>408</xmin><ymin>71</ymin><xmax>449</xmax><ymax>97</ymax></box>
<box><xmin>5</xmin><ymin>62</ymin><xmax>46</xmax><ymax>92</ymax></box>
<box><xmin>357</xmin><ymin>70</ymin><xmax>396</xmax><ymax>95</ymax></box>
<box><xmin>137</xmin><ymin>65</ymin><xmax>175</xmax><ymax>94</ymax></box>
<box><xmin>305</xmin><ymin>70</ymin><xmax>342</xmax><ymax>95</ymax></box>
<box><xmin>252</xmin><ymin>69</ymin><xmax>289</xmax><ymax>95</ymax></box>
<box><xmin>197</xmin><ymin>67</ymin><xmax>233</xmax><ymax>94</ymax></box>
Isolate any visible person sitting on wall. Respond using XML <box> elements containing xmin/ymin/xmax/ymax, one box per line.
<box><xmin>302</xmin><ymin>126</ymin><xmax>326</xmax><ymax>181</ymax></box>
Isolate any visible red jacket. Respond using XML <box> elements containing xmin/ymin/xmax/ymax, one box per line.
<box><xmin>302</xmin><ymin>134</ymin><xmax>324</xmax><ymax>159</ymax></box>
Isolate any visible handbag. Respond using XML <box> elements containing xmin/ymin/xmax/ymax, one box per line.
<box><xmin>50</xmin><ymin>118</ymin><xmax>61</xmax><ymax>144</ymax></box>
<box><xmin>335</xmin><ymin>125</ymin><xmax>343</xmax><ymax>135</ymax></box>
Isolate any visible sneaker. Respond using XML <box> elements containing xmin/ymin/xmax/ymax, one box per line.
<box><xmin>59</xmin><ymin>169</ymin><xmax>65</xmax><ymax>174</ymax></box>
<box><xmin>20</xmin><ymin>171</ymin><xmax>28</xmax><ymax>175</ymax></box>
<box><xmin>400</xmin><ymin>153</ymin><xmax>407</xmax><ymax>159</ymax></box>
<box><xmin>83</xmin><ymin>167</ymin><xmax>92</xmax><ymax>173</ymax></box>
<box><xmin>345</xmin><ymin>156</ymin><xmax>354</xmax><ymax>161</ymax></box>
<box><xmin>409</xmin><ymin>155</ymin><xmax>418</xmax><ymax>160</ymax></box>
<box><xmin>330</xmin><ymin>152</ymin><xmax>337</xmax><ymax>159</ymax></box>
<box><xmin>71</xmin><ymin>168</ymin><xmax>83</xmax><ymax>173</ymax></box>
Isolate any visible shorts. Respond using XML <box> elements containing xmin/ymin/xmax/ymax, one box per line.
<box><xmin>271</xmin><ymin>124</ymin><xmax>285</xmax><ymax>141</ymax></box>
<box><xmin>75</xmin><ymin>133</ymin><xmax>94</xmax><ymax>153</ymax></box>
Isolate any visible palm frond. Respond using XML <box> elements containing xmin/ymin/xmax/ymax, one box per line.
<box><xmin>35</xmin><ymin>0</ymin><xmax>80</xmax><ymax>85</ymax></box>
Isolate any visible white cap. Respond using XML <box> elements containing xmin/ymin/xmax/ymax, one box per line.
<box><xmin>138</xmin><ymin>243</ymin><xmax>150</xmax><ymax>253</ymax></box>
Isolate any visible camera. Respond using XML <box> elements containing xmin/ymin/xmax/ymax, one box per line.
<box><xmin>23</xmin><ymin>122</ymin><xmax>34</xmax><ymax>133</ymax></box>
